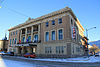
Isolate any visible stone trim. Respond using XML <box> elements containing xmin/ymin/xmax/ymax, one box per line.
<box><xmin>8</xmin><ymin>7</ymin><xmax>76</xmax><ymax>31</ymax></box>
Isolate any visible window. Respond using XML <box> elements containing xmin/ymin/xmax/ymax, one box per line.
<box><xmin>71</xmin><ymin>19</ymin><xmax>73</xmax><ymax>26</ymax></box>
<box><xmin>12</xmin><ymin>39</ymin><xmax>14</xmax><ymax>45</ymax></box>
<box><xmin>10</xmin><ymin>39</ymin><xmax>12</xmax><ymax>45</ymax></box>
<box><xmin>15</xmin><ymin>38</ymin><xmax>17</xmax><ymax>44</ymax></box>
<box><xmin>76</xmin><ymin>47</ymin><xmax>80</xmax><ymax>52</ymax></box>
<box><xmin>22</xmin><ymin>37</ymin><xmax>25</xmax><ymax>42</ymax></box>
<box><xmin>58</xmin><ymin>18</ymin><xmax>62</xmax><ymax>24</ymax></box>
<box><xmin>56</xmin><ymin>46</ymin><xmax>64</xmax><ymax>54</ymax></box>
<box><xmin>34</xmin><ymin>34</ymin><xmax>38</xmax><ymax>42</ymax></box>
<box><xmin>13</xmin><ymin>32</ymin><xmax>15</xmax><ymax>35</ymax></box>
<box><xmin>45</xmin><ymin>47</ymin><xmax>52</xmax><ymax>54</ymax></box>
<box><xmin>16</xmin><ymin>31</ymin><xmax>17</xmax><ymax>35</ymax></box>
<box><xmin>52</xmin><ymin>31</ymin><xmax>55</xmax><ymax>40</ymax></box>
<box><xmin>28</xmin><ymin>36</ymin><xmax>31</xmax><ymax>42</ymax></box>
<box><xmin>11</xmin><ymin>32</ymin><xmax>12</xmax><ymax>36</ymax></box>
<box><xmin>52</xmin><ymin>20</ymin><xmax>55</xmax><ymax>25</ymax></box>
<box><xmin>46</xmin><ymin>22</ymin><xmax>49</xmax><ymax>27</ymax></box>
<box><xmin>45</xmin><ymin>32</ymin><xmax>49</xmax><ymax>42</ymax></box>
<box><xmin>58</xmin><ymin>29</ymin><xmax>63</xmax><ymax>40</ymax></box>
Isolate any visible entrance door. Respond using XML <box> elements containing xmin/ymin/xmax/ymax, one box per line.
<box><xmin>32</xmin><ymin>47</ymin><xmax>36</xmax><ymax>53</ymax></box>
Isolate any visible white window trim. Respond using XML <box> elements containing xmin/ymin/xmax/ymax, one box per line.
<box><xmin>51</xmin><ymin>30</ymin><xmax>56</xmax><ymax>41</ymax></box>
<box><xmin>58</xmin><ymin>18</ymin><xmax>62</xmax><ymax>24</ymax></box>
<box><xmin>57</xmin><ymin>28</ymin><xmax>64</xmax><ymax>40</ymax></box>
<box><xmin>44</xmin><ymin>31</ymin><xmax>49</xmax><ymax>42</ymax></box>
<box><xmin>33</xmin><ymin>34</ymin><xmax>38</xmax><ymax>41</ymax></box>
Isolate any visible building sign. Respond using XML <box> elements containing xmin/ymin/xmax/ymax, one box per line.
<box><xmin>72</xmin><ymin>27</ymin><xmax>76</xmax><ymax>39</ymax></box>
<box><xmin>15</xmin><ymin>44</ymin><xmax>29</xmax><ymax>46</ymax></box>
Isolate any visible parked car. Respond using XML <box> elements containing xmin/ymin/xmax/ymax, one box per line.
<box><xmin>24</xmin><ymin>53</ymin><xmax>36</xmax><ymax>58</ymax></box>
<box><xmin>0</xmin><ymin>51</ymin><xmax>6</xmax><ymax>55</ymax></box>
<box><xmin>95</xmin><ymin>52</ymin><xmax>100</xmax><ymax>57</ymax></box>
<box><xmin>5</xmin><ymin>52</ymin><xmax>14</xmax><ymax>56</ymax></box>
<box><xmin>89</xmin><ymin>53</ymin><xmax>93</xmax><ymax>56</ymax></box>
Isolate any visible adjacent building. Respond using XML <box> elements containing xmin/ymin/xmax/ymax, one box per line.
<box><xmin>8</xmin><ymin>7</ymin><xmax>86</xmax><ymax>58</ymax></box>
<box><xmin>0</xmin><ymin>40</ymin><xmax>8</xmax><ymax>52</ymax></box>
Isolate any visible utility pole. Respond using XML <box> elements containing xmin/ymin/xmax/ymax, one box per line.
<box><xmin>86</xmin><ymin>27</ymin><xmax>96</xmax><ymax>57</ymax></box>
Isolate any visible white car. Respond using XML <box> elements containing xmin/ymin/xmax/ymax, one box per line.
<box><xmin>0</xmin><ymin>51</ymin><xmax>6</xmax><ymax>55</ymax></box>
<box><xmin>95</xmin><ymin>52</ymin><xmax>100</xmax><ymax>57</ymax></box>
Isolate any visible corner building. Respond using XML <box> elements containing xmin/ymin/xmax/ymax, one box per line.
<box><xmin>8</xmin><ymin>7</ymin><xmax>85</xmax><ymax>58</ymax></box>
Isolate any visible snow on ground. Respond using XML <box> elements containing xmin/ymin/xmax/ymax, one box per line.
<box><xmin>1</xmin><ymin>56</ymin><xmax>100</xmax><ymax>67</ymax></box>
<box><xmin>3</xmin><ymin>59</ymin><xmax>35</xmax><ymax>67</ymax></box>
<box><xmin>0</xmin><ymin>57</ymin><xmax>37</xmax><ymax>67</ymax></box>
<box><xmin>4</xmin><ymin>56</ymin><xmax>100</xmax><ymax>63</ymax></box>
<box><xmin>0</xmin><ymin>56</ymin><xmax>6</xmax><ymax>67</ymax></box>
<box><xmin>32</xmin><ymin>56</ymin><xmax>100</xmax><ymax>63</ymax></box>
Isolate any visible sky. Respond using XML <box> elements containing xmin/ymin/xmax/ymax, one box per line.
<box><xmin>0</xmin><ymin>0</ymin><xmax>100</xmax><ymax>42</ymax></box>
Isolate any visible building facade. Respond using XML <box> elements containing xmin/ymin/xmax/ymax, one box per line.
<box><xmin>0</xmin><ymin>40</ymin><xmax>8</xmax><ymax>52</ymax></box>
<box><xmin>8</xmin><ymin>7</ymin><xmax>85</xmax><ymax>58</ymax></box>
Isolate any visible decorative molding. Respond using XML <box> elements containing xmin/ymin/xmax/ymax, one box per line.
<box><xmin>8</xmin><ymin>7</ymin><xmax>70</xmax><ymax>31</ymax></box>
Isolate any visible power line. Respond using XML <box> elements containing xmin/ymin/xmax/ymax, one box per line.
<box><xmin>0</xmin><ymin>0</ymin><xmax>30</xmax><ymax>17</ymax></box>
<box><xmin>4</xmin><ymin>6</ymin><xmax>30</xmax><ymax>17</ymax></box>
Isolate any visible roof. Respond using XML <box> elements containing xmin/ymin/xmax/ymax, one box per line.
<box><xmin>8</xmin><ymin>7</ymin><xmax>83</xmax><ymax>31</ymax></box>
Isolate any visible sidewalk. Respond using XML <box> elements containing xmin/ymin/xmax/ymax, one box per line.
<box><xmin>2</xmin><ymin>55</ymin><xmax>100</xmax><ymax>63</ymax></box>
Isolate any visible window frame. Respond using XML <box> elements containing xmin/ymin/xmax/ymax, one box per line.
<box><xmin>45</xmin><ymin>22</ymin><xmax>49</xmax><ymax>27</ymax></box>
<box><xmin>51</xmin><ymin>30</ymin><xmax>56</xmax><ymax>40</ymax></box>
<box><xmin>58</xmin><ymin>28</ymin><xmax>64</xmax><ymax>40</ymax></box>
<box><xmin>52</xmin><ymin>20</ymin><xmax>55</xmax><ymax>25</ymax></box>
<box><xmin>45</xmin><ymin>31</ymin><xmax>49</xmax><ymax>42</ymax></box>
<box><xmin>58</xmin><ymin>18</ymin><xmax>62</xmax><ymax>24</ymax></box>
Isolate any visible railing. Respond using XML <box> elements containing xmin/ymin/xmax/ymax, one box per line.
<box><xmin>17</xmin><ymin>40</ymin><xmax>41</xmax><ymax>44</ymax></box>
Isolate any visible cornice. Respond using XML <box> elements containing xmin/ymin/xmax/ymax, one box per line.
<box><xmin>8</xmin><ymin>7</ymin><xmax>78</xmax><ymax>31</ymax></box>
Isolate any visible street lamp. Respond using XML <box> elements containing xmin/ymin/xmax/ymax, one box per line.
<box><xmin>86</xmin><ymin>27</ymin><xmax>96</xmax><ymax>57</ymax></box>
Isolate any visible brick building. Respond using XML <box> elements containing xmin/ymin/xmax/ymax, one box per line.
<box><xmin>8</xmin><ymin>7</ymin><xmax>85</xmax><ymax>58</ymax></box>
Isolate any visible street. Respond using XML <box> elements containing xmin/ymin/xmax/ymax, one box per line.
<box><xmin>0</xmin><ymin>56</ymin><xmax>100</xmax><ymax>67</ymax></box>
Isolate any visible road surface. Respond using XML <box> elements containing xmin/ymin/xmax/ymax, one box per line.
<box><xmin>0</xmin><ymin>56</ymin><xmax>100</xmax><ymax>67</ymax></box>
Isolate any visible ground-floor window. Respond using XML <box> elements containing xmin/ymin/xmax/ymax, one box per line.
<box><xmin>76</xmin><ymin>47</ymin><xmax>80</xmax><ymax>52</ymax></box>
<box><xmin>56</xmin><ymin>46</ymin><xmax>64</xmax><ymax>54</ymax></box>
<box><xmin>45</xmin><ymin>47</ymin><xmax>52</xmax><ymax>54</ymax></box>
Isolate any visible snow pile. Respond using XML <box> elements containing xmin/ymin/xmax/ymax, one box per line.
<box><xmin>0</xmin><ymin>57</ymin><xmax>7</xmax><ymax>67</ymax></box>
<box><xmin>2</xmin><ymin>56</ymin><xmax>100</xmax><ymax>63</ymax></box>
<box><xmin>88</xmin><ymin>56</ymin><xmax>100</xmax><ymax>62</ymax></box>
<box><xmin>32</xmin><ymin>56</ymin><xmax>100</xmax><ymax>63</ymax></box>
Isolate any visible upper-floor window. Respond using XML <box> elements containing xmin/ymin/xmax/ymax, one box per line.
<box><xmin>12</xmin><ymin>38</ymin><xmax>14</xmax><ymax>45</ymax></box>
<box><xmin>16</xmin><ymin>31</ymin><xmax>17</xmax><ymax>35</ymax></box>
<box><xmin>27</xmin><ymin>30</ymin><xmax>31</xmax><ymax>34</ymax></box>
<box><xmin>11</xmin><ymin>32</ymin><xmax>12</xmax><ymax>36</ymax></box>
<box><xmin>22</xmin><ymin>37</ymin><xmax>25</xmax><ymax>42</ymax></box>
<box><xmin>10</xmin><ymin>39</ymin><xmax>12</xmax><ymax>45</ymax></box>
<box><xmin>27</xmin><ymin>36</ymin><xmax>31</xmax><ymax>42</ymax></box>
<box><xmin>46</xmin><ymin>22</ymin><xmax>49</xmax><ymax>27</ymax></box>
<box><xmin>71</xmin><ymin>19</ymin><xmax>73</xmax><ymax>26</ymax></box>
<box><xmin>15</xmin><ymin>38</ymin><xmax>17</xmax><ymax>44</ymax></box>
<box><xmin>52</xmin><ymin>20</ymin><xmax>55</xmax><ymax>25</ymax></box>
<box><xmin>58</xmin><ymin>18</ymin><xmax>62</xmax><ymax>24</ymax></box>
<box><xmin>58</xmin><ymin>29</ymin><xmax>63</xmax><ymax>40</ymax></box>
<box><xmin>45</xmin><ymin>32</ymin><xmax>49</xmax><ymax>42</ymax></box>
<box><xmin>13</xmin><ymin>32</ymin><xmax>15</xmax><ymax>35</ymax></box>
<box><xmin>33</xmin><ymin>34</ymin><xmax>38</xmax><ymax>42</ymax></box>
<box><xmin>51</xmin><ymin>31</ymin><xmax>55</xmax><ymax>40</ymax></box>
